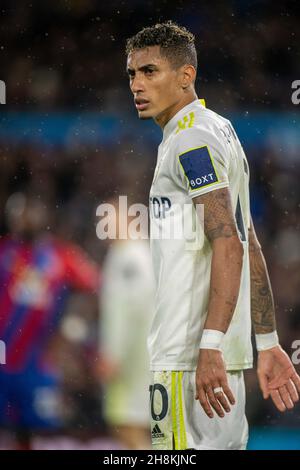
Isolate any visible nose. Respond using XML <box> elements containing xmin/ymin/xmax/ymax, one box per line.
<box><xmin>130</xmin><ymin>74</ymin><xmax>145</xmax><ymax>94</ymax></box>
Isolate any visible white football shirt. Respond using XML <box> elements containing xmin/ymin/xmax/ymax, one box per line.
<box><xmin>148</xmin><ymin>99</ymin><xmax>253</xmax><ymax>371</ymax></box>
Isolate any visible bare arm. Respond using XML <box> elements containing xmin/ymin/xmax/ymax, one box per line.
<box><xmin>194</xmin><ymin>187</ymin><xmax>243</xmax><ymax>332</ymax></box>
<box><xmin>248</xmin><ymin>217</ymin><xmax>276</xmax><ymax>333</ymax></box>
<box><xmin>193</xmin><ymin>187</ymin><xmax>243</xmax><ymax>418</ymax></box>
<box><xmin>249</xmin><ymin>217</ymin><xmax>300</xmax><ymax>411</ymax></box>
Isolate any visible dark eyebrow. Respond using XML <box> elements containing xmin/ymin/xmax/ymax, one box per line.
<box><xmin>127</xmin><ymin>64</ymin><xmax>158</xmax><ymax>75</ymax></box>
<box><xmin>139</xmin><ymin>64</ymin><xmax>158</xmax><ymax>71</ymax></box>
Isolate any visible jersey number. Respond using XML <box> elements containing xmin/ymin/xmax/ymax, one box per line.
<box><xmin>149</xmin><ymin>384</ymin><xmax>168</xmax><ymax>421</ymax></box>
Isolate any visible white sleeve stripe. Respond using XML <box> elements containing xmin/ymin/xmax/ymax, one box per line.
<box><xmin>189</xmin><ymin>181</ymin><xmax>229</xmax><ymax>199</ymax></box>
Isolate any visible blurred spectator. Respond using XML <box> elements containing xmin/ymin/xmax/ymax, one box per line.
<box><xmin>0</xmin><ymin>1</ymin><xmax>299</xmax><ymax>111</ymax></box>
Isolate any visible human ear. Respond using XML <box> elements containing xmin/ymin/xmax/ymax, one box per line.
<box><xmin>181</xmin><ymin>65</ymin><xmax>196</xmax><ymax>89</ymax></box>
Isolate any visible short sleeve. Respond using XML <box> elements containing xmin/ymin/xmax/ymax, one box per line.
<box><xmin>175</xmin><ymin>127</ymin><xmax>230</xmax><ymax>198</ymax></box>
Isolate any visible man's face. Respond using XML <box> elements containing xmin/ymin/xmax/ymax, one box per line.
<box><xmin>6</xmin><ymin>194</ymin><xmax>48</xmax><ymax>240</ymax></box>
<box><xmin>127</xmin><ymin>45</ymin><xmax>183</xmax><ymax>121</ymax></box>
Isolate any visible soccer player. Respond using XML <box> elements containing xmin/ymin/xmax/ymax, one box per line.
<box><xmin>0</xmin><ymin>193</ymin><xmax>100</xmax><ymax>449</ymax></box>
<box><xmin>126</xmin><ymin>21</ymin><xmax>300</xmax><ymax>450</ymax></box>
<box><xmin>99</xmin><ymin>198</ymin><xmax>154</xmax><ymax>449</ymax></box>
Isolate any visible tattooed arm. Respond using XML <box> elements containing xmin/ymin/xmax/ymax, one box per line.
<box><xmin>248</xmin><ymin>217</ymin><xmax>276</xmax><ymax>333</ymax></box>
<box><xmin>249</xmin><ymin>217</ymin><xmax>300</xmax><ymax>411</ymax></box>
<box><xmin>193</xmin><ymin>187</ymin><xmax>243</xmax><ymax>418</ymax></box>
<box><xmin>194</xmin><ymin>187</ymin><xmax>243</xmax><ymax>332</ymax></box>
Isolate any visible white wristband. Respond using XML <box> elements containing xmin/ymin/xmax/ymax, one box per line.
<box><xmin>255</xmin><ymin>331</ymin><xmax>279</xmax><ymax>351</ymax></box>
<box><xmin>199</xmin><ymin>329</ymin><xmax>224</xmax><ymax>351</ymax></box>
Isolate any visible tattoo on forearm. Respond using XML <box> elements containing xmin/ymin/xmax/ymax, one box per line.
<box><xmin>194</xmin><ymin>188</ymin><xmax>243</xmax><ymax>332</ymax></box>
<box><xmin>249</xmin><ymin>225</ymin><xmax>276</xmax><ymax>334</ymax></box>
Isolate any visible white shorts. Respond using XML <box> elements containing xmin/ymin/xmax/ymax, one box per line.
<box><xmin>149</xmin><ymin>370</ymin><xmax>248</xmax><ymax>450</ymax></box>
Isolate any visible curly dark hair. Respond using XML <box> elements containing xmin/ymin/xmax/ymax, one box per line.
<box><xmin>126</xmin><ymin>21</ymin><xmax>197</xmax><ymax>71</ymax></box>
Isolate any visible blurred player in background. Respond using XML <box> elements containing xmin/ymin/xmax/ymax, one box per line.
<box><xmin>126</xmin><ymin>22</ymin><xmax>300</xmax><ymax>450</ymax></box>
<box><xmin>98</xmin><ymin>197</ymin><xmax>154</xmax><ymax>450</ymax></box>
<box><xmin>0</xmin><ymin>193</ymin><xmax>100</xmax><ymax>449</ymax></box>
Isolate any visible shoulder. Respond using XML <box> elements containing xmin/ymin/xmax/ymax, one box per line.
<box><xmin>172</xmin><ymin>110</ymin><xmax>229</xmax><ymax>159</ymax></box>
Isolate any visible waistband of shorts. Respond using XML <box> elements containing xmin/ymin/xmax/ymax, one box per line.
<box><xmin>150</xmin><ymin>361</ymin><xmax>253</xmax><ymax>372</ymax></box>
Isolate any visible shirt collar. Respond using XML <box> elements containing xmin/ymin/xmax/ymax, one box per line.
<box><xmin>162</xmin><ymin>98</ymin><xmax>200</xmax><ymax>140</ymax></box>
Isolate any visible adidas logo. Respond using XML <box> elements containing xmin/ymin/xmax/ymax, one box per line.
<box><xmin>151</xmin><ymin>424</ymin><xmax>164</xmax><ymax>439</ymax></box>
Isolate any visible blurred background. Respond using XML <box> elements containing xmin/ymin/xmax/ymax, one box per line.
<box><xmin>0</xmin><ymin>0</ymin><xmax>299</xmax><ymax>450</ymax></box>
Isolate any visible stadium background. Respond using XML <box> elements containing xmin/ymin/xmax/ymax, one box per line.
<box><xmin>0</xmin><ymin>0</ymin><xmax>299</xmax><ymax>449</ymax></box>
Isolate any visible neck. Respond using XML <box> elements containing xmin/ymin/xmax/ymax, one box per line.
<box><xmin>154</xmin><ymin>89</ymin><xmax>198</xmax><ymax>129</ymax></box>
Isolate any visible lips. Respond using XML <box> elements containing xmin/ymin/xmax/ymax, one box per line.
<box><xmin>135</xmin><ymin>98</ymin><xmax>149</xmax><ymax>111</ymax></box>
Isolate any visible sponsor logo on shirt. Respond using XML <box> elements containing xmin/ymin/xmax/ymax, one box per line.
<box><xmin>190</xmin><ymin>173</ymin><xmax>215</xmax><ymax>188</ymax></box>
<box><xmin>179</xmin><ymin>146</ymin><xmax>219</xmax><ymax>191</ymax></box>
<box><xmin>152</xmin><ymin>424</ymin><xmax>165</xmax><ymax>439</ymax></box>
<box><xmin>149</xmin><ymin>196</ymin><xmax>171</xmax><ymax>219</ymax></box>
